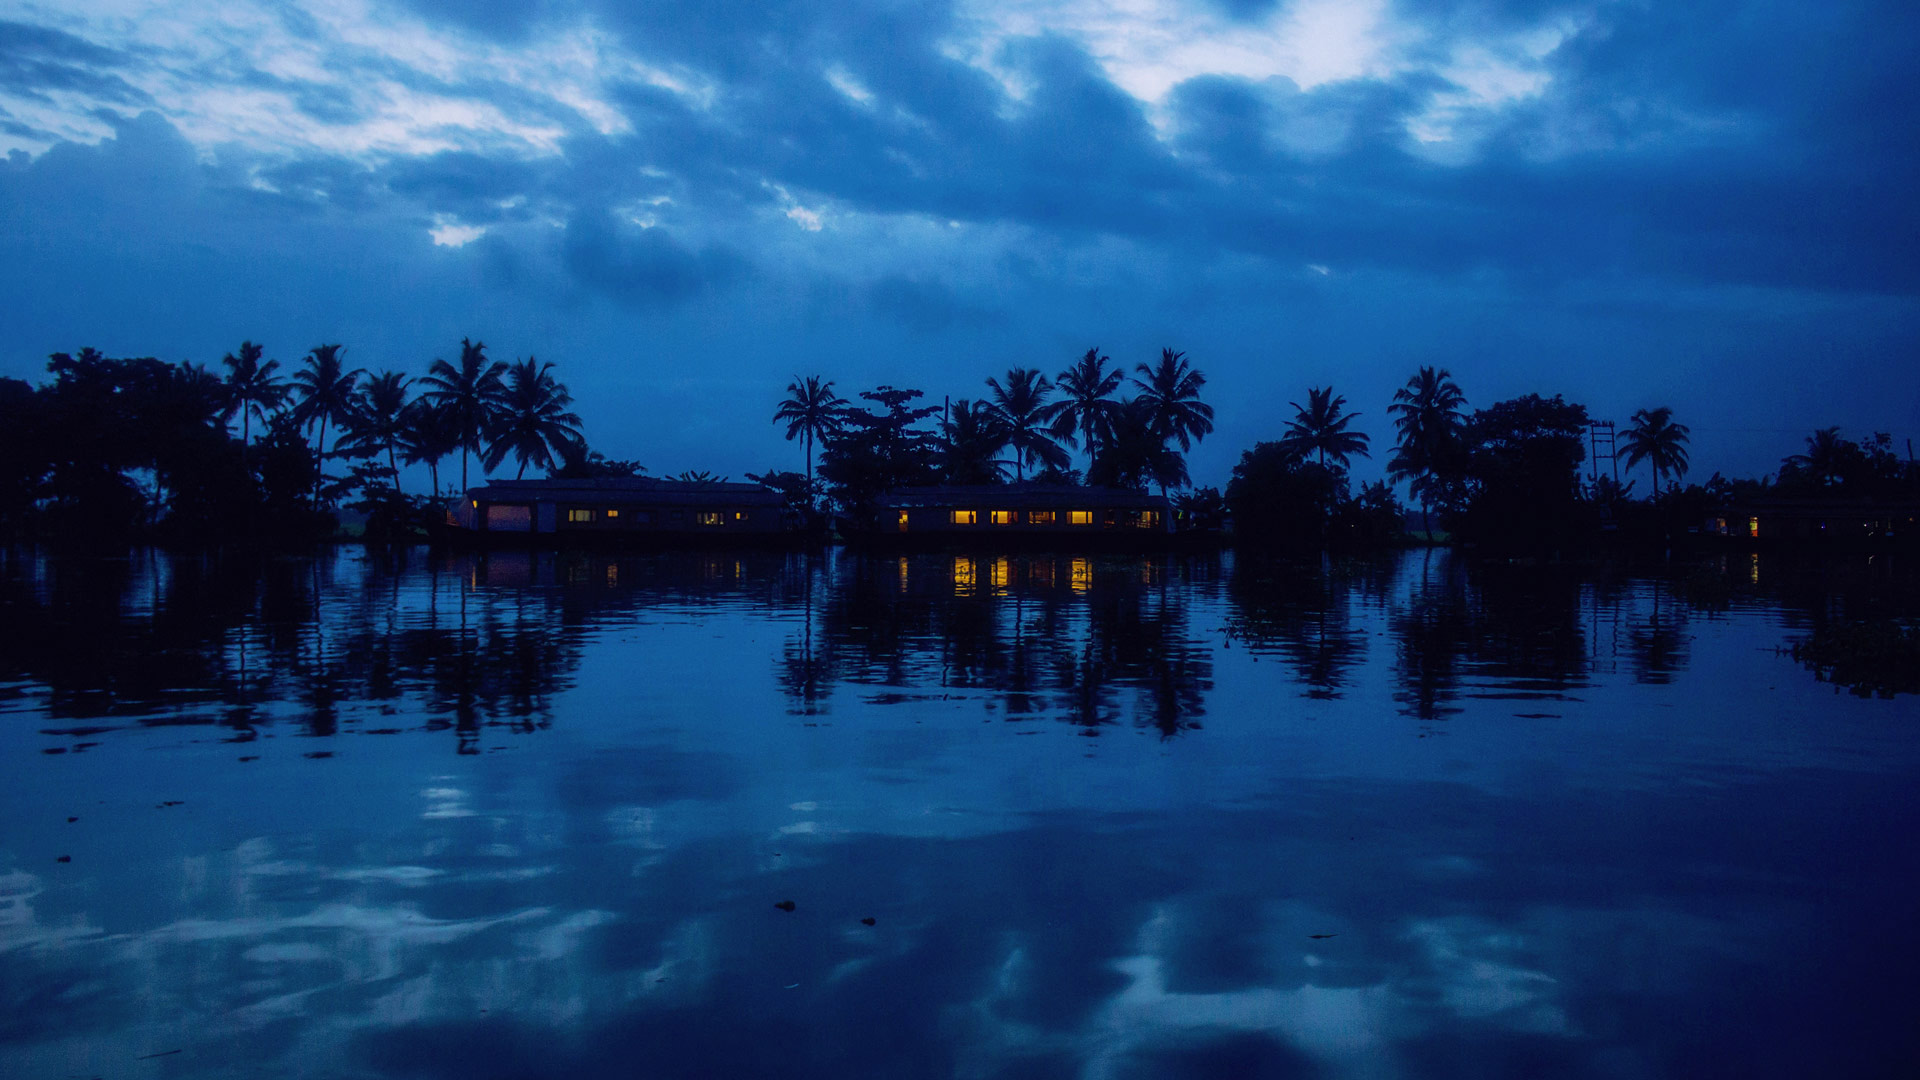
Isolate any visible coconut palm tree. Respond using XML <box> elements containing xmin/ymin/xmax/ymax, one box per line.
<box><xmin>1783</xmin><ymin>427</ymin><xmax>1855</xmax><ymax>489</ymax></box>
<box><xmin>1131</xmin><ymin>348</ymin><xmax>1214</xmax><ymax>457</ymax></box>
<box><xmin>1621</xmin><ymin>406</ymin><xmax>1691</xmax><ymax>497</ymax></box>
<box><xmin>772</xmin><ymin>375</ymin><xmax>846</xmax><ymax>505</ymax></box>
<box><xmin>1051</xmin><ymin>347</ymin><xmax>1124</xmax><ymax>467</ymax></box>
<box><xmin>485</xmin><ymin>357</ymin><xmax>585</xmax><ymax>478</ymax></box>
<box><xmin>288</xmin><ymin>344</ymin><xmax>363</xmax><ymax>460</ymax></box>
<box><xmin>418</xmin><ymin>337</ymin><xmax>508</xmax><ymax>491</ymax></box>
<box><xmin>220</xmin><ymin>340</ymin><xmax>288</xmax><ymax>444</ymax></box>
<box><xmin>337</xmin><ymin>371</ymin><xmax>412</xmax><ymax>495</ymax></box>
<box><xmin>1279</xmin><ymin>386</ymin><xmax>1370</xmax><ymax>469</ymax></box>
<box><xmin>398</xmin><ymin>400</ymin><xmax>462</xmax><ymax>499</ymax></box>
<box><xmin>940</xmin><ymin>398</ymin><xmax>1011</xmax><ymax>485</ymax></box>
<box><xmin>1386</xmin><ymin>367</ymin><xmax>1467</xmax><ymax>532</ymax></box>
<box><xmin>985</xmin><ymin>367</ymin><xmax>1068</xmax><ymax>482</ymax></box>
<box><xmin>1089</xmin><ymin>398</ymin><xmax>1190</xmax><ymax>492</ymax></box>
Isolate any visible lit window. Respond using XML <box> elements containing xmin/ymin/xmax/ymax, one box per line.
<box><xmin>1748</xmin><ymin>516</ymin><xmax>1760</xmax><ymax>538</ymax></box>
<box><xmin>734</xmin><ymin>511</ymin><xmax>746</xmax><ymax>521</ymax></box>
<box><xmin>1137</xmin><ymin>510</ymin><xmax>1160</xmax><ymax>528</ymax></box>
<box><xmin>953</xmin><ymin>557</ymin><xmax>976</xmax><ymax>591</ymax></box>
<box><xmin>951</xmin><ymin>510</ymin><xmax>978</xmax><ymax>525</ymax></box>
<box><xmin>990</xmin><ymin>510</ymin><xmax>1015</xmax><ymax>525</ymax></box>
<box><xmin>606</xmin><ymin>509</ymin><xmax>619</xmax><ymax>518</ymax></box>
<box><xmin>1071</xmin><ymin>558</ymin><xmax>1092</xmax><ymax>593</ymax></box>
<box><xmin>1028</xmin><ymin>510</ymin><xmax>1055</xmax><ymax>525</ymax></box>
<box><xmin>1069</xmin><ymin>510</ymin><xmax>1093</xmax><ymax>525</ymax></box>
<box><xmin>567</xmin><ymin>509</ymin><xmax>594</xmax><ymax>523</ymax></box>
<box><xmin>897</xmin><ymin>509</ymin><xmax>909</xmax><ymax>532</ymax></box>
<box><xmin>990</xmin><ymin>558</ymin><xmax>1010</xmax><ymax>589</ymax></box>
<box><xmin>697</xmin><ymin>511</ymin><xmax>723</xmax><ymax>526</ymax></box>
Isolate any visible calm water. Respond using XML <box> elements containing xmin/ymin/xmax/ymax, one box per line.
<box><xmin>2</xmin><ymin>547</ymin><xmax>1918</xmax><ymax>1079</ymax></box>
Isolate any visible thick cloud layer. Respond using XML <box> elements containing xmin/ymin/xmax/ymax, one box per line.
<box><xmin>0</xmin><ymin>0</ymin><xmax>1914</xmax><ymax>483</ymax></box>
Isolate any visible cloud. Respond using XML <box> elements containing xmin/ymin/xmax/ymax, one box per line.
<box><xmin>558</xmin><ymin>207</ymin><xmax>743</xmax><ymax>307</ymax></box>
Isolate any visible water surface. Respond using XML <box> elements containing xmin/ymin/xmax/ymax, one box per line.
<box><xmin>3</xmin><ymin>547</ymin><xmax>1917</xmax><ymax>1078</ymax></box>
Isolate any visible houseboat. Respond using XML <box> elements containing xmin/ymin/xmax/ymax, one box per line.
<box><xmin>870</xmin><ymin>483</ymin><xmax>1172</xmax><ymax>544</ymax></box>
<box><xmin>451</xmin><ymin>477</ymin><xmax>788</xmax><ymax>543</ymax></box>
<box><xmin>1706</xmin><ymin>496</ymin><xmax>1918</xmax><ymax>547</ymax></box>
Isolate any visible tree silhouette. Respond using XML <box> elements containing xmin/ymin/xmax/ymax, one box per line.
<box><xmin>1051</xmin><ymin>347</ymin><xmax>1124</xmax><ymax>468</ymax></box>
<box><xmin>220</xmin><ymin>340</ymin><xmax>287</xmax><ymax>445</ymax></box>
<box><xmin>1621</xmin><ymin>406</ymin><xmax>1691</xmax><ymax>497</ymax></box>
<box><xmin>1089</xmin><ymin>398</ymin><xmax>1189</xmax><ymax>492</ymax></box>
<box><xmin>1132</xmin><ymin>348</ymin><xmax>1213</xmax><ymax>454</ymax></box>
<box><xmin>398</xmin><ymin>400</ymin><xmax>462</xmax><ymax>498</ymax></box>
<box><xmin>940</xmin><ymin>398</ymin><xmax>1011</xmax><ymax>484</ymax></box>
<box><xmin>772</xmin><ymin>375</ymin><xmax>846</xmax><ymax>508</ymax></box>
<box><xmin>985</xmin><ymin>367</ymin><xmax>1068</xmax><ymax>482</ymax></box>
<box><xmin>485</xmin><ymin>357</ymin><xmax>585</xmax><ymax>479</ymax></box>
<box><xmin>418</xmin><ymin>338</ymin><xmax>508</xmax><ymax>491</ymax></box>
<box><xmin>1280</xmin><ymin>386</ymin><xmax>1370</xmax><ymax>469</ymax></box>
<box><xmin>289</xmin><ymin>344</ymin><xmax>362</xmax><ymax>505</ymax></box>
<box><xmin>1386</xmin><ymin>367</ymin><xmax>1467</xmax><ymax>532</ymax></box>
<box><xmin>1783</xmin><ymin>427</ymin><xmax>1855</xmax><ymax>489</ymax></box>
<box><xmin>338</xmin><ymin>371</ymin><xmax>412</xmax><ymax>496</ymax></box>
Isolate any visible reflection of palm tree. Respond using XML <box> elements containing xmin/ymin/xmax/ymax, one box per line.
<box><xmin>941</xmin><ymin>398</ymin><xmax>1010</xmax><ymax>484</ymax></box>
<box><xmin>1621</xmin><ymin>406</ymin><xmax>1691</xmax><ymax>496</ymax></box>
<box><xmin>1386</xmin><ymin>367</ymin><xmax>1466</xmax><ymax>531</ymax></box>
<box><xmin>773</xmin><ymin>375</ymin><xmax>846</xmax><ymax>508</ymax></box>
<box><xmin>419</xmin><ymin>338</ymin><xmax>508</xmax><ymax>492</ymax></box>
<box><xmin>221</xmin><ymin>340</ymin><xmax>288</xmax><ymax>444</ymax></box>
<box><xmin>1279</xmin><ymin>386</ymin><xmax>1370</xmax><ymax>469</ymax></box>
<box><xmin>485</xmin><ymin>358</ymin><xmax>585</xmax><ymax>479</ymax></box>
<box><xmin>339</xmin><ymin>371</ymin><xmax>411</xmax><ymax>495</ymax></box>
<box><xmin>985</xmin><ymin>368</ymin><xmax>1068</xmax><ymax>481</ymax></box>
<box><xmin>1051</xmin><ymin>347</ymin><xmax>1124</xmax><ymax>468</ymax></box>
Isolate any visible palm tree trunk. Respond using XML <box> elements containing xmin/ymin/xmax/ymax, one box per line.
<box><xmin>388</xmin><ymin>444</ymin><xmax>403</xmax><ymax>498</ymax></box>
<box><xmin>429</xmin><ymin>459</ymin><xmax>441</xmax><ymax>499</ymax></box>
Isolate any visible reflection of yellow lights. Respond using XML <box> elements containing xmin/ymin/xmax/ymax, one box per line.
<box><xmin>953</xmin><ymin>557</ymin><xmax>976</xmax><ymax>592</ymax></box>
<box><xmin>1071</xmin><ymin>558</ymin><xmax>1092</xmax><ymax>593</ymax></box>
<box><xmin>1749</xmin><ymin>552</ymin><xmax>1760</xmax><ymax>585</ymax></box>
<box><xmin>990</xmin><ymin>558</ymin><xmax>1010</xmax><ymax>591</ymax></box>
<box><xmin>606</xmin><ymin>564</ymin><xmax>618</xmax><ymax>586</ymax></box>
<box><xmin>897</xmin><ymin>557</ymin><xmax>909</xmax><ymax>593</ymax></box>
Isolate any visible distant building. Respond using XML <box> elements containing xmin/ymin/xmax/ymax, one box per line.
<box><xmin>874</xmin><ymin>484</ymin><xmax>1170</xmax><ymax>536</ymax></box>
<box><xmin>451</xmin><ymin>477</ymin><xmax>787</xmax><ymax>538</ymax></box>
<box><xmin>1706</xmin><ymin>495</ymin><xmax>1919</xmax><ymax>545</ymax></box>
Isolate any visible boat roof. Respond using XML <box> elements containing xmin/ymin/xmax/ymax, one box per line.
<box><xmin>469</xmin><ymin>477</ymin><xmax>784</xmax><ymax>507</ymax></box>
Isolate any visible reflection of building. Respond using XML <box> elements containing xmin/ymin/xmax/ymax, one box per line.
<box><xmin>1706</xmin><ymin>497</ymin><xmax>1919</xmax><ymax>546</ymax></box>
<box><xmin>452</xmin><ymin>478</ymin><xmax>787</xmax><ymax>540</ymax></box>
<box><xmin>876</xmin><ymin>484</ymin><xmax>1171</xmax><ymax>539</ymax></box>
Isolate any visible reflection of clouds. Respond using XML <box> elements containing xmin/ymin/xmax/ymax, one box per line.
<box><xmin>0</xmin><ymin>870</ymin><xmax>106</xmax><ymax>954</ymax></box>
<box><xmin>1404</xmin><ymin>918</ymin><xmax>1567</xmax><ymax>1034</ymax></box>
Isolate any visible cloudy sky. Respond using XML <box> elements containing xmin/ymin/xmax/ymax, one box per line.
<box><xmin>1</xmin><ymin>0</ymin><xmax>1915</xmax><ymax>486</ymax></box>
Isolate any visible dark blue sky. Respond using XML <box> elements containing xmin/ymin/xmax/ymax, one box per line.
<box><xmin>2</xmin><ymin>0</ymin><xmax>1915</xmax><ymax>487</ymax></box>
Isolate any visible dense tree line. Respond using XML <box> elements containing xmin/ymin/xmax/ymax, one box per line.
<box><xmin>0</xmin><ymin>339</ymin><xmax>591</xmax><ymax>545</ymax></box>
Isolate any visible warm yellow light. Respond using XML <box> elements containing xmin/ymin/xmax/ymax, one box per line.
<box><xmin>990</xmin><ymin>510</ymin><xmax>1014</xmax><ymax>525</ymax></box>
<box><xmin>953</xmin><ymin>557</ymin><xmax>976</xmax><ymax>592</ymax></box>
<box><xmin>951</xmin><ymin>509</ymin><xmax>978</xmax><ymax>525</ymax></box>
<box><xmin>1028</xmin><ymin>510</ymin><xmax>1055</xmax><ymax>525</ymax></box>
<box><xmin>606</xmin><ymin>509</ymin><xmax>619</xmax><ymax>518</ymax></box>
<box><xmin>1069</xmin><ymin>510</ymin><xmax>1092</xmax><ymax>525</ymax></box>
<box><xmin>1071</xmin><ymin>558</ymin><xmax>1092</xmax><ymax>593</ymax></box>
<box><xmin>1748</xmin><ymin>516</ymin><xmax>1760</xmax><ymax>538</ymax></box>
<box><xmin>990</xmin><ymin>558</ymin><xmax>1010</xmax><ymax>590</ymax></box>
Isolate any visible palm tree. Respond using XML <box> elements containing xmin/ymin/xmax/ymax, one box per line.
<box><xmin>288</xmin><ymin>343</ymin><xmax>363</xmax><ymax>462</ymax></box>
<box><xmin>485</xmin><ymin>357</ymin><xmax>585</xmax><ymax>478</ymax></box>
<box><xmin>338</xmin><ymin>371</ymin><xmax>412</xmax><ymax>495</ymax></box>
<box><xmin>1133</xmin><ymin>348</ymin><xmax>1214</xmax><ymax>451</ymax></box>
<box><xmin>1784</xmin><ymin>427</ymin><xmax>1850</xmax><ymax>489</ymax></box>
<box><xmin>398</xmin><ymin>400</ymin><xmax>462</xmax><ymax>499</ymax></box>
<box><xmin>1051</xmin><ymin>347</ymin><xmax>1124</xmax><ymax>467</ymax></box>
<box><xmin>418</xmin><ymin>337</ymin><xmax>508</xmax><ymax>491</ymax></box>
<box><xmin>1089</xmin><ymin>398</ymin><xmax>1190</xmax><ymax>492</ymax></box>
<box><xmin>1386</xmin><ymin>367</ymin><xmax>1467</xmax><ymax>532</ymax></box>
<box><xmin>1279</xmin><ymin>386</ymin><xmax>1370</xmax><ymax>469</ymax></box>
<box><xmin>772</xmin><ymin>375</ymin><xmax>846</xmax><ymax>505</ymax></box>
<box><xmin>1621</xmin><ymin>406</ymin><xmax>1691</xmax><ymax>497</ymax></box>
<box><xmin>940</xmin><ymin>398</ymin><xmax>1010</xmax><ymax>485</ymax></box>
<box><xmin>985</xmin><ymin>367</ymin><xmax>1068</xmax><ymax>482</ymax></box>
<box><xmin>221</xmin><ymin>340</ymin><xmax>287</xmax><ymax>444</ymax></box>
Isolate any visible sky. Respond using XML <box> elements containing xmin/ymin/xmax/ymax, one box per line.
<box><xmin>1</xmin><ymin>0</ymin><xmax>1916</xmax><ymax>489</ymax></box>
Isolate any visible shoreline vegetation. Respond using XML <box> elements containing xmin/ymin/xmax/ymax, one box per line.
<box><xmin>1</xmin><ymin>341</ymin><xmax>1915</xmax><ymax>556</ymax></box>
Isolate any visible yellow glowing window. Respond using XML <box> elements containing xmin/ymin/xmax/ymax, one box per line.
<box><xmin>1748</xmin><ymin>516</ymin><xmax>1760</xmax><ymax>538</ymax></box>
<box><xmin>1028</xmin><ymin>510</ymin><xmax>1055</xmax><ymax>525</ymax></box>
<box><xmin>606</xmin><ymin>509</ymin><xmax>619</xmax><ymax>518</ymax></box>
<box><xmin>567</xmin><ymin>509</ymin><xmax>594</xmax><ymax>523</ymax></box>
<box><xmin>990</xmin><ymin>559</ymin><xmax>1010</xmax><ymax>589</ymax></box>
<box><xmin>697</xmin><ymin>511</ymin><xmax>723</xmax><ymax>525</ymax></box>
<box><xmin>990</xmin><ymin>510</ymin><xmax>1015</xmax><ymax>525</ymax></box>
<box><xmin>1137</xmin><ymin>510</ymin><xmax>1160</xmax><ymax>528</ymax></box>
<box><xmin>951</xmin><ymin>510</ymin><xmax>978</xmax><ymax>525</ymax></box>
<box><xmin>953</xmin><ymin>557</ymin><xmax>976</xmax><ymax>590</ymax></box>
<box><xmin>1069</xmin><ymin>510</ymin><xmax>1093</xmax><ymax>525</ymax></box>
<box><xmin>1071</xmin><ymin>558</ymin><xmax>1092</xmax><ymax>592</ymax></box>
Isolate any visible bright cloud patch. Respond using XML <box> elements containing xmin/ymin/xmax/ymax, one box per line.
<box><xmin>429</xmin><ymin>216</ymin><xmax>487</xmax><ymax>247</ymax></box>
